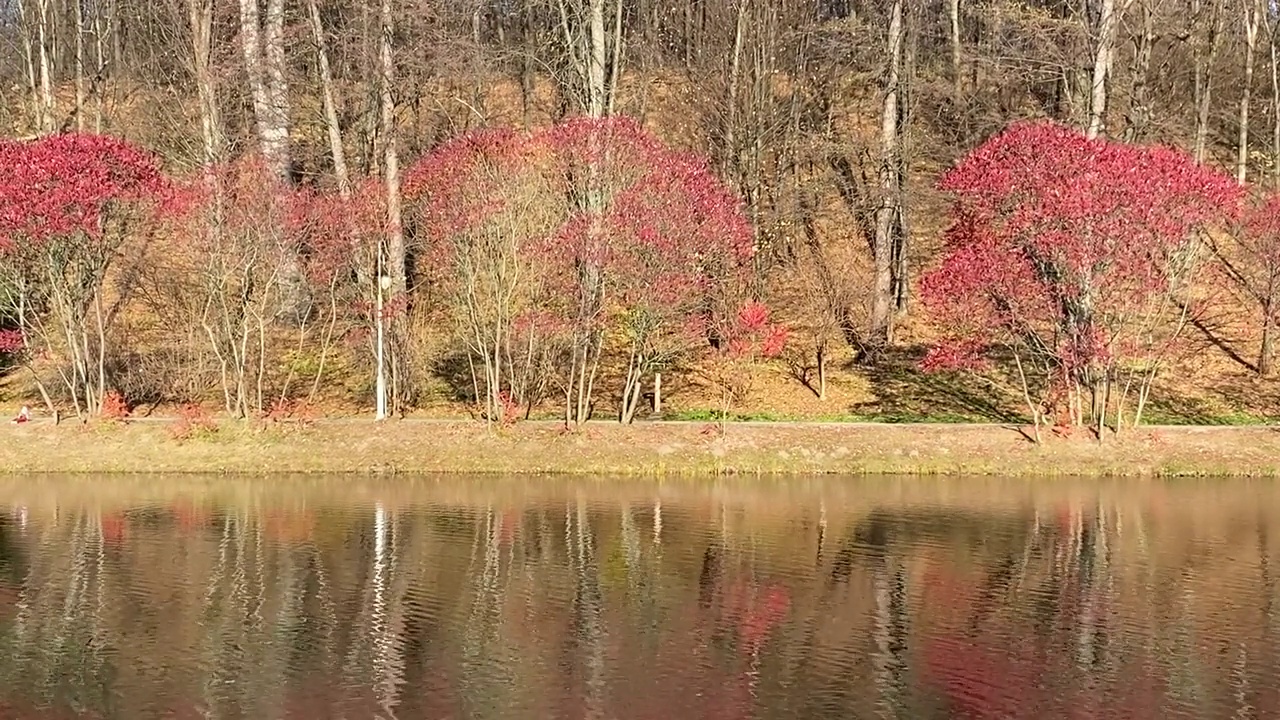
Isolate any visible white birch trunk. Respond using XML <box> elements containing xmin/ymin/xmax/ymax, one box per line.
<box><xmin>37</xmin><ymin>0</ymin><xmax>54</xmax><ymax>135</ymax></box>
<box><xmin>188</xmin><ymin>0</ymin><xmax>223</xmax><ymax>165</ymax></box>
<box><xmin>948</xmin><ymin>0</ymin><xmax>962</xmax><ymax>96</ymax></box>
<box><xmin>1238</xmin><ymin>0</ymin><xmax>1261</xmax><ymax>183</ymax></box>
<box><xmin>380</xmin><ymin>0</ymin><xmax>407</xmax><ymax>297</ymax></box>
<box><xmin>587</xmin><ymin>0</ymin><xmax>608</xmax><ymax>117</ymax></box>
<box><xmin>74</xmin><ymin>0</ymin><xmax>84</xmax><ymax>131</ymax></box>
<box><xmin>871</xmin><ymin>0</ymin><xmax>904</xmax><ymax>350</ymax></box>
<box><xmin>1087</xmin><ymin>0</ymin><xmax>1132</xmax><ymax>139</ymax></box>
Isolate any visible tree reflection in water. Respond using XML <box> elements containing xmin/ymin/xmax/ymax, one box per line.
<box><xmin>0</xmin><ymin>480</ymin><xmax>1272</xmax><ymax>719</ymax></box>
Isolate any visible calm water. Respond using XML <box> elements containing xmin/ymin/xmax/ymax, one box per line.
<box><xmin>0</xmin><ymin>477</ymin><xmax>1276</xmax><ymax>719</ymax></box>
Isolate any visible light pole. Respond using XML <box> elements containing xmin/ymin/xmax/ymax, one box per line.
<box><xmin>375</xmin><ymin>274</ymin><xmax>391</xmax><ymax>420</ymax></box>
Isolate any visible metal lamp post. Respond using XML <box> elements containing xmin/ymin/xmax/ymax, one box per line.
<box><xmin>375</xmin><ymin>274</ymin><xmax>391</xmax><ymax>420</ymax></box>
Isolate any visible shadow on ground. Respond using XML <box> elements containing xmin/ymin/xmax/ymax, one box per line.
<box><xmin>1142</xmin><ymin>375</ymin><xmax>1278</xmax><ymax>425</ymax></box>
<box><xmin>850</xmin><ymin>346</ymin><xmax>1023</xmax><ymax>423</ymax></box>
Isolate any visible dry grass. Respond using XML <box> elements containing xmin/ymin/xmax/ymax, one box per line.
<box><xmin>1</xmin><ymin>416</ymin><xmax>1278</xmax><ymax>477</ymax></box>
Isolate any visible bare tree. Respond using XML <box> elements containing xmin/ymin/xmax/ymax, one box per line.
<box><xmin>74</xmin><ymin>0</ymin><xmax>84</xmax><ymax>130</ymax></box>
<box><xmin>380</xmin><ymin>0</ymin><xmax>406</xmax><ymax>297</ymax></box>
<box><xmin>1123</xmin><ymin>0</ymin><xmax>1157</xmax><ymax>141</ymax></box>
<box><xmin>187</xmin><ymin>0</ymin><xmax>222</xmax><ymax>165</ymax></box>
<box><xmin>555</xmin><ymin>0</ymin><xmax>623</xmax><ymax>117</ymax></box>
<box><xmin>237</xmin><ymin>0</ymin><xmax>309</xmax><ymax>322</ymax></box>
<box><xmin>870</xmin><ymin>0</ymin><xmax>907</xmax><ymax>352</ymax></box>
<box><xmin>1269</xmin><ymin>0</ymin><xmax>1280</xmax><ymax>186</ymax></box>
<box><xmin>36</xmin><ymin>0</ymin><xmax>53</xmax><ymax>134</ymax></box>
<box><xmin>1087</xmin><ymin>0</ymin><xmax>1133</xmax><ymax>139</ymax></box>
<box><xmin>948</xmin><ymin>0</ymin><xmax>963</xmax><ymax>96</ymax></box>
<box><xmin>1192</xmin><ymin>0</ymin><xmax>1226</xmax><ymax>163</ymax></box>
<box><xmin>1237</xmin><ymin>0</ymin><xmax>1261</xmax><ymax>183</ymax></box>
<box><xmin>306</xmin><ymin>0</ymin><xmax>351</xmax><ymax>196</ymax></box>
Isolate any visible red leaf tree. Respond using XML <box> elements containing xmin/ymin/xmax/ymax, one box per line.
<box><xmin>404</xmin><ymin>116</ymin><xmax>755</xmax><ymax>425</ymax></box>
<box><xmin>161</xmin><ymin>157</ymin><xmax>388</xmax><ymax>417</ymax></box>
<box><xmin>920</xmin><ymin>122</ymin><xmax>1242</xmax><ymax>440</ymax></box>
<box><xmin>284</xmin><ymin>177</ymin><xmax>388</xmax><ymax>405</ymax></box>
<box><xmin>0</xmin><ymin>133</ymin><xmax>168</xmax><ymax>418</ymax></box>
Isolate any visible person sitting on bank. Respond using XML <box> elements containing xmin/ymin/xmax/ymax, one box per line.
<box><xmin>11</xmin><ymin>406</ymin><xmax>30</xmax><ymax>424</ymax></box>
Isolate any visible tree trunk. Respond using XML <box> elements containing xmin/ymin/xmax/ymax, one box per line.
<box><xmin>1123</xmin><ymin>0</ymin><xmax>1154</xmax><ymax>141</ymax></box>
<box><xmin>894</xmin><ymin>2</ymin><xmax>915</xmax><ymax>315</ymax></box>
<box><xmin>380</xmin><ymin>0</ymin><xmax>407</xmax><ymax>297</ymax></box>
<box><xmin>307</xmin><ymin>0</ymin><xmax>350</xmax><ymax>195</ymax></box>
<box><xmin>262</xmin><ymin>0</ymin><xmax>292</xmax><ymax>180</ymax></box>
<box><xmin>1261</xmin><ymin>304</ymin><xmax>1275</xmax><ymax>377</ymax></box>
<box><xmin>606</xmin><ymin>0</ymin><xmax>624</xmax><ymax>115</ymax></box>
<box><xmin>74</xmin><ymin>0</ymin><xmax>85</xmax><ymax>131</ymax></box>
<box><xmin>1193</xmin><ymin>0</ymin><xmax>1225</xmax><ymax>163</ymax></box>
<box><xmin>1238</xmin><ymin>0</ymin><xmax>1260</xmax><ymax>184</ymax></box>
<box><xmin>870</xmin><ymin>0</ymin><xmax>905</xmax><ymax>352</ymax></box>
<box><xmin>239</xmin><ymin>0</ymin><xmax>309</xmax><ymax>322</ymax></box>
<box><xmin>724</xmin><ymin>0</ymin><xmax>748</xmax><ymax>175</ymax></box>
<box><xmin>37</xmin><ymin>0</ymin><xmax>54</xmax><ymax>135</ymax></box>
<box><xmin>556</xmin><ymin>0</ymin><xmax>617</xmax><ymax>118</ymax></box>
<box><xmin>17</xmin><ymin>0</ymin><xmax>40</xmax><ymax>133</ymax></box>
<box><xmin>92</xmin><ymin>0</ymin><xmax>109</xmax><ymax>131</ymax></box>
<box><xmin>188</xmin><ymin>0</ymin><xmax>223</xmax><ymax>165</ymax></box>
<box><xmin>1271</xmin><ymin>9</ymin><xmax>1280</xmax><ymax>187</ymax></box>
<box><xmin>1086</xmin><ymin>0</ymin><xmax>1128</xmax><ymax>139</ymax></box>
<box><xmin>236</xmin><ymin>0</ymin><xmax>290</xmax><ymax>174</ymax></box>
<box><xmin>588</xmin><ymin>0</ymin><xmax>608</xmax><ymax>117</ymax></box>
<box><xmin>817</xmin><ymin>344</ymin><xmax>827</xmax><ymax>401</ymax></box>
<box><xmin>948</xmin><ymin>0</ymin><xmax>962</xmax><ymax>96</ymax></box>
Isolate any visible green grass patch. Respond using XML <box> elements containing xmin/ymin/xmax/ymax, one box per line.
<box><xmin>1138</xmin><ymin>408</ymin><xmax>1273</xmax><ymax>426</ymax></box>
<box><xmin>663</xmin><ymin>408</ymin><xmax>995</xmax><ymax>424</ymax></box>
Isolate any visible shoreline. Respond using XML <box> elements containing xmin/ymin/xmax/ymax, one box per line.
<box><xmin>3</xmin><ymin>417</ymin><xmax>1279</xmax><ymax>477</ymax></box>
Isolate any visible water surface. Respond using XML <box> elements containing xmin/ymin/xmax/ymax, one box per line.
<box><xmin>0</xmin><ymin>476</ymin><xmax>1276</xmax><ymax>719</ymax></box>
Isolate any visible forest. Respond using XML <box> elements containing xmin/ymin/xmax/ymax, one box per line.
<box><xmin>1</xmin><ymin>0</ymin><xmax>1279</xmax><ymax>434</ymax></box>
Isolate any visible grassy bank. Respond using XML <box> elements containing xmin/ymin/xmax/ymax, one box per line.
<box><xmin>3</xmin><ymin>417</ymin><xmax>1279</xmax><ymax>477</ymax></box>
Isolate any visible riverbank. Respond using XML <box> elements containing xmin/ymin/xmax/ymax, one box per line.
<box><xmin>2</xmin><ymin>417</ymin><xmax>1278</xmax><ymax>476</ymax></box>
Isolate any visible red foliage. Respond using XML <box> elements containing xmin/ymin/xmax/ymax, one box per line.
<box><xmin>99</xmin><ymin>390</ymin><xmax>131</xmax><ymax>421</ymax></box>
<box><xmin>496</xmin><ymin>391</ymin><xmax>522</xmax><ymax>426</ymax></box>
<box><xmin>723</xmin><ymin>301</ymin><xmax>789</xmax><ymax>360</ymax></box>
<box><xmin>166</xmin><ymin>155</ymin><xmax>289</xmax><ymax>259</ymax></box>
<box><xmin>168</xmin><ymin>403</ymin><xmax>217</xmax><ymax>441</ymax></box>
<box><xmin>0</xmin><ymin>330</ymin><xmax>21</xmax><ymax>355</ymax></box>
<box><xmin>403</xmin><ymin>116</ymin><xmax>755</xmax><ymax>412</ymax></box>
<box><xmin>921</xmin><ymin>121</ymin><xmax>1242</xmax><ymax>383</ymax></box>
<box><xmin>0</xmin><ymin>133</ymin><xmax>167</xmax><ymax>251</ymax></box>
<box><xmin>404</xmin><ymin>116</ymin><xmax>753</xmax><ymax>327</ymax></box>
<box><xmin>286</xmin><ymin>177</ymin><xmax>385</xmax><ymax>288</ymax></box>
<box><xmin>1241</xmin><ymin>191</ymin><xmax>1280</xmax><ymax>261</ymax></box>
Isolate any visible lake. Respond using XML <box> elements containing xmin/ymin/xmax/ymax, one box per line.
<box><xmin>0</xmin><ymin>476</ymin><xmax>1275</xmax><ymax>719</ymax></box>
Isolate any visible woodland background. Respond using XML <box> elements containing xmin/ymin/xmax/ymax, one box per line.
<box><xmin>0</xmin><ymin>0</ymin><xmax>1276</xmax><ymax>425</ymax></box>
